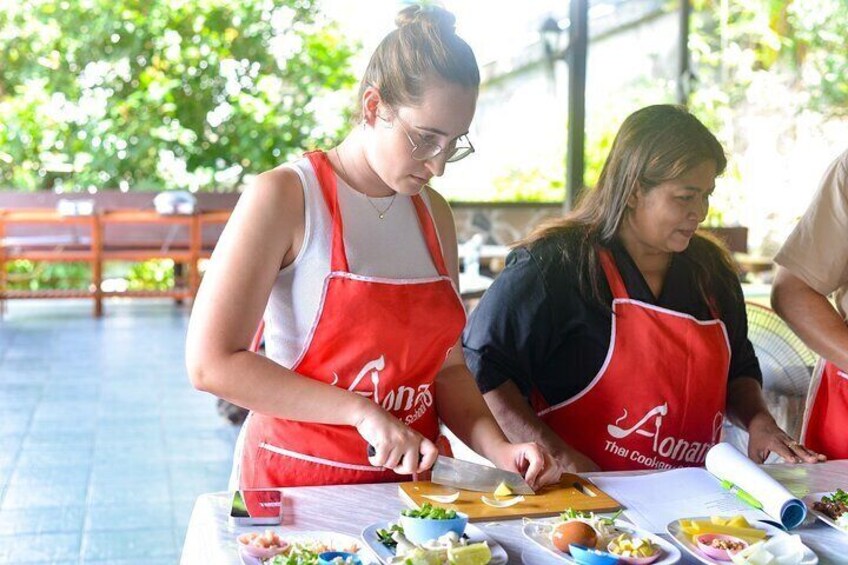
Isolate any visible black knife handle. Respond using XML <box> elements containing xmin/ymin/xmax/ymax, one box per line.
<box><xmin>366</xmin><ymin>443</ymin><xmax>423</xmax><ymax>462</ymax></box>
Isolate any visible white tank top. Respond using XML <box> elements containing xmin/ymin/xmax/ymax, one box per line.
<box><xmin>264</xmin><ymin>156</ymin><xmax>442</xmax><ymax>368</ymax></box>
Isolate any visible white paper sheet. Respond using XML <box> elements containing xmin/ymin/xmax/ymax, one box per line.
<box><xmin>590</xmin><ymin>467</ymin><xmax>769</xmax><ymax>533</ymax></box>
<box><xmin>588</xmin><ymin>443</ymin><xmax>808</xmax><ymax>533</ymax></box>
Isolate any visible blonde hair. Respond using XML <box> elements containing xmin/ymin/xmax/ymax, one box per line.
<box><xmin>358</xmin><ymin>4</ymin><xmax>479</xmax><ymax>115</ymax></box>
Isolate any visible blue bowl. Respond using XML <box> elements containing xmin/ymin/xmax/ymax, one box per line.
<box><xmin>569</xmin><ymin>544</ymin><xmax>621</xmax><ymax>565</ymax></box>
<box><xmin>317</xmin><ymin>551</ymin><xmax>362</xmax><ymax>565</ymax></box>
<box><xmin>399</xmin><ymin>512</ymin><xmax>469</xmax><ymax>545</ymax></box>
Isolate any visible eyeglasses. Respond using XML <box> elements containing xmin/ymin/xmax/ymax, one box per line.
<box><xmin>383</xmin><ymin>106</ymin><xmax>475</xmax><ymax>163</ymax></box>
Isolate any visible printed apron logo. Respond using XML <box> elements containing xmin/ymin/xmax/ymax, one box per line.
<box><xmin>331</xmin><ymin>356</ymin><xmax>433</xmax><ymax>425</ymax></box>
<box><xmin>604</xmin><ymin>403</ymin><xmax>724</xmax><ymax>469</ymax></box>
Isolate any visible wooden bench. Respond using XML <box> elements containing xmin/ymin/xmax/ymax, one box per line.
<box><xmin>0</xmin><ymin>208</ymin><xmax>231</xmax><ymax>316</ymax></box>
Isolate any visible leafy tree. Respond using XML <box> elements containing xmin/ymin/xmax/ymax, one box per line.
<box><xmin>689</xmin><ymin>0</ymin><xmax>848</xmax><ymax>119</ymax></box>
<box><xmin>0</xmin><ymin>0</ymin><xmax>358</xmax><ymax>192</ymax></box>
<box><xmin>786</xmin><ymin>0</ymin><xmax>848</xmax><ymax>117</ymax></box>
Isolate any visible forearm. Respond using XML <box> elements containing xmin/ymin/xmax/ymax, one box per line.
<box><xmin>727</xmin><ymin>373</ymin><xmax>824</xmax><ymax>462</ymax></box>
<box><xmin>192</xmin><ymin>350</ymin><xmax>373</xmax><ymax>427</ymax></box>
<box><xmin>725</xmin><ymin>376</ymin><xmax>772</xmax><ymax>431</ymax></box>
<box><xmin>482</xmin><ymin>380</ymin><xmax>580</xmax><ymax>464</ymax></box>
<box><xmin>435</xmin><ymin>363</ymin><xmax>510</xmax><ymax>463</ymax></box>
<box><xmin>772</xmin><ymin>267</ymin><xmax>848</xmax><ymax>369</ymax></box>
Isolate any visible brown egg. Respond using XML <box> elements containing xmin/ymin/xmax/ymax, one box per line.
<box><xmin>552</xmin><ymin>520</ymin><xmax>599</xmax><ymax>553</ymax></box>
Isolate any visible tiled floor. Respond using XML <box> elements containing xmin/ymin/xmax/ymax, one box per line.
<box><xmin>0</xmin><ymin>299</ymin><xmax>239</xmax><ymax>564</ymax></box>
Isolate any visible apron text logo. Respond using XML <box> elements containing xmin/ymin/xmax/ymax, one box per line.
<box><xmin>605</xmin><ymin>403</ymin><xmax>723</xmax><ymax>469</ymax></box>
<box><xmin>331</xmin><ymin>356</ymin><xmax>433</xmax><ymax>425</ymax></box>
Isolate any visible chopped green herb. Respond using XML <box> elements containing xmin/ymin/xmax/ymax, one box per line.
<box><xmin>375</xmin><ymin>523</ymin><xmax>404</xmax><ymax>548</ymax></box>
<box><xmin>559</xmin><ymin>508</ymin><xmax>592</xmax><ymax>521</ymax></box>
<box><xmin>401</xmin><ymin>502</ymin><xmax>457</xmax><ymax>520</ymax></box>
<box><xmin>266</xmin><ymin>546</ymin><xmax>319</xmax><ymax>564</ymax></box>
<box><xmin>823</xmin><ymin>489</ymin><xmax>848</xmax><ymax>505</ymax></box>
<box><xmin>598</xmin><ymin>509</ymin><xmax>623</xmax><ymax>526</ymax></box>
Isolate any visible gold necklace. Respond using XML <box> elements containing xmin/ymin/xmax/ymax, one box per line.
<box><xmin>334</xmin><ymin>148</ymin><xmax>397</xmax><ymax>219</ymax></box>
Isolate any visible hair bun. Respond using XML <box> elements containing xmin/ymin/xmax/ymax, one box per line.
<box><xmin>395</xmin><ymin>4</ymin><xmax>456</xmax><ymax>35</ymax></box>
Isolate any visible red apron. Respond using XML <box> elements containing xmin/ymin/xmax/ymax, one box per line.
<box><xmin>240</xmin><ymin>150</ymin><xmax>465</xmax><ymax>487</ymax></box>
<box><xmin>801</xmin><ymin>359</ymin><xmax>848</xmax><ymax>458</ymax></box>
<box><xmin>532</xmin><ymin>248</ymin><xmax>730</xmax><ymax>471</ymax></box>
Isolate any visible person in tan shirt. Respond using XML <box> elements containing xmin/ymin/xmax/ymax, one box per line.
<box><xmin>772</xmin><ymin>148</ymin><xmax>848</xmax><ymax>459</ymax></box>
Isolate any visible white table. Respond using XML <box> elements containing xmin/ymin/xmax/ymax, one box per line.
<box><xmin>181</xmin><ymin>461</ymin><xmax>848</xmax><ymax>564</ymax></box>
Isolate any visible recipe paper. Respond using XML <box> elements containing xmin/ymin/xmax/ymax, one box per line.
<box><xmin>589</xmin><ymin>467</ymin><xmax>768</xmax><ymax>533</ymax></box>
<box><xmin>588</xmin><ymin>443</ymin><xmax>806</xmax><ymax>533</ymax></box>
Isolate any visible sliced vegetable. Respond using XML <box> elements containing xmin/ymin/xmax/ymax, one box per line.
<box><xmin>392</xmin><ymin>530</ymin><xmax>419</xmax><ymax>555</ymax></box>
<box><xmin>493</xmin><ymin>482</ymin><xmax>513</xmax><ymax>497</ymax></box>
<box><xmin>481</xmin><ymin>495</ymin><xmax>525</xmax><ymax>507</ymax></box>
<box><xmin>422</xmin><ymin>491</ymin><xmax>461</xmax><ymax>504</ymax></box>
<box><xmin>678</xmin><ymin>519</ymin><xmax>767</xmax><ymax>544</ymax></box>
<box><xmin>560</xmin><ymin>508</ymin><xmax>592</xmax><ymax>521</ymax></box>
<box><xmin>447</xmin><ymin>542</ymin><xmax>492</xmax><ymax>564</ymax></box>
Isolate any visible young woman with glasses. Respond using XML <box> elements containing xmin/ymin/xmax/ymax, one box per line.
<box><xmin>463</xmin><ymin>105</ymin><xmax>825</xmax><ymax>474</ymax></box>
<box><xmin>186</xmin><ymin>4</ymin><xmax>559</xmax><ymax>489</ymax></box>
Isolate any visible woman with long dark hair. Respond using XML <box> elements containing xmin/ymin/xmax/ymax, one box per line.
<box><xmin>463</xmin><ymin>105</ymin><xmax>824</xmax><ymax>472</ymax></box>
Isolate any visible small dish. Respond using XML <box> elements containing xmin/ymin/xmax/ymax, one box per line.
<box><xmin>568</xmin><ymin>544</ymin><xmax>621</xmax><ymax>564</ymax></box>
<box><xmin>608</xmin><ymin>534</ymin><xmax>662</xmax><ymax>564</ymax></box>
<box><xmin>398</xmin><ymin>512</ymin><xmax>468</xmax><ymax>545</ymax></box>
<box><xmin>614</xmin><ymin>554</ymin><xmax>660</xmax><ymax>565</ymax></box>
<box><xmin>522</xmin><ymin>517</ymin><xmax>680</xmax><ymax>564</ymax></box>
<box><xmin>237</xmin><ymin>530</ymin><xmax>375</xmax><ymax>565</ymax></box>
<box><xmin>803</xmin><ymin>491</ymin><xmax>848</xmax><ymax>535</ymax></box>
<box><xmin>237</xmin><ymin>531</ymin><xmax>289</xmax><ymax>560</ymax></box>
<box><xmin>667</xmin><ymin>517</ymin><xmax>818</xmax><ymax>565</ymax></box>
<box><xmin>361</xmin><ymin>521</ymin><xmax>509</xmax><ymax>565</ymax></box>
<box><xmin>318</xmin><ymin>550</ymin><xmax>363</xmax><ymax>564</ymax></box>
<box><xmin>694</xmin><ymin>534</ymin><xmax>747</xmax><ymax>561</ymax></box>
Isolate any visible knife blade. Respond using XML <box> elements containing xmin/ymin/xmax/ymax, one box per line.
<box><xmin>431</xmin><ymin>456</ymin><xmax>535</xmax><ymax>495</ymax></box>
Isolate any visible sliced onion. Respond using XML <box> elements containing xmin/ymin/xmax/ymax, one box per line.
<box><xmin>421</xmin><ymin>491</ymin><xmax>460</xmax><ymax>503</ymax></box>
<box><xmin>481</xmin><ymin>495</ymin><xmax>525</xmax><ymax>507</ymax></box>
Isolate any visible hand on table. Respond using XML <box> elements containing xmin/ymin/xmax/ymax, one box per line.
<box><xmin>747</xmin><ymin>412</ymin><xmax>826</xmax><ymax>464</ymax></box>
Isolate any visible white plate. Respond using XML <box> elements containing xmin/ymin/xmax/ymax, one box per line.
<box><xmin>522</xmin><ymin>518</ymin><xmax>681</xmax><ymax>564</ymax></box>
<box><xmin>237</xmin><ymin>530</ymin><xmax>379</xmax><ymax>564</ymax></box>
<box><xmin>360</xmin><ymin>521</ymin><xmax>508</xmax><ymax>565</ymax></box>
<box><xmin>666</xmin><ymin>517</ymin><xmax>818</xmax><ymax>565</ymax></box>
<box><xmin>803</xmin><ymin>491</ymin><xmax>848</xmax><ymax>536</ymax></box>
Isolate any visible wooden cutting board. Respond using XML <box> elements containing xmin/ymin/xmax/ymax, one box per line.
<box><xmin>398</xmin><ymin>473</ymin><xmax>620</xmax><ymax>522</ymax></box>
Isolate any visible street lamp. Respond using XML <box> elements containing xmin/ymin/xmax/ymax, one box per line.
<box><xmin>540</xmin><ymin>16</ymin><xmax>568</xmax><ymax>64</ymax></box>
<box><xmin>539</xmin><ymin>2</ymin><xmax>588</xmax><ymax>212</ymax></box>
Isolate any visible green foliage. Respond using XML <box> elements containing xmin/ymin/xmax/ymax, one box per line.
<box><xmin>4</xmin><ymin>260</ymin><xmax>90</xmax><ymax>290</ymax></box>
<box><xmin>490</xmin><ymin>167</ymin><xmax>564</xmax><ymax>203</ymax></box>
<box><xmin>787</xmin><ymin>0</ymin><xmax>848</xmax><ymax>116</ymax></box>
<box><xmin>0</xmin><ymin>0</ymin><xmax>358</xmax><ymax>192</ymax></box>
<box><xmin>689</xmin><ymin>0</ymin><xmax>848</xmax><ymax>119</ymax></box>
<box><xmin>584</xmin><ymin>116</ymin><xmax>623</xmax><ymax>190</ymax></box>
<box><xmin>486</xmin><ymin>114</ymin><xmax>619</xmax><ymax>203</ymax></box>
<box><xmin>126</xmin><ymin>259</ymin><xmax>175</xmax><ymax>291</ymax></box>
<box><xmin>5</xmin><ymin>258</ymin><xmax>178</xmax><ymax>291</ymax></box>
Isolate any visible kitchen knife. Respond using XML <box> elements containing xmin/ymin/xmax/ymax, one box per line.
<box><xmin>431</xmin><ymin>455</ymin><xmax>535</xmax><ymax>495</ymax></box>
